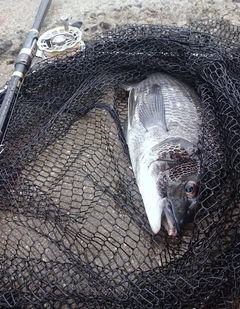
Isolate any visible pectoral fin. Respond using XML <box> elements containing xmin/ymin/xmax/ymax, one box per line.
<box><xmin>139</xmin><ymin>84</ymin><xmax>167</xmax><ymax>131</ymax></box>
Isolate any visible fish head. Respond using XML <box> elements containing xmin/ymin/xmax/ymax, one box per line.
<box><xmin>164</xmin><ymin>173</ymin><xmax>199</xmax><ymax>229</ymax></box>
<box><xmin>138</xmin><ymin>158</ymin><xmax>199</xmax><ymax>236</ymax></box>
<box><xmin>158</xmin><ymin>160</ymin><xmax>200</xmax><ymax>235</ymax></box>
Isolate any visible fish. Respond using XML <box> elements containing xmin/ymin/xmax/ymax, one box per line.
<box><xmin>123</xmin><ymin>72</ymin><xmax>201</xmax><ymax>236</ymax></box>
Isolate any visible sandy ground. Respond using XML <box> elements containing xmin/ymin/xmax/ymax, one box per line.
<box><xmin>0</xmin><ymin>0</ymin><xmax>240</xmax><ymax>87</ymax></box>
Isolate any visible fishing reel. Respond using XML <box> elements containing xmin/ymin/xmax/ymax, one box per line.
<box><xmin>37</xmin><ymin>16</ymin><xmax>85</xmax><ymax>59</ymax></box>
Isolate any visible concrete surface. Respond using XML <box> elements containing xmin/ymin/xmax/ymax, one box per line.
<box><xmin>0</xmin><ymin>0</ymin><xmax>240</xmax><ymax>87</ymax></box>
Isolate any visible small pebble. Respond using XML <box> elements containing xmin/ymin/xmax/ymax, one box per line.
<box><xmin>71</xmin><ymin>21</ymin><xmax>83</xmax><ymax>29</ymax></box>
<box><xmin>99</xmin><ymin>22</ymin><xmax>111</xmax><ymax>30</ymax></box>
<box><xmin>91</xmin><ymin>25</ymin><xmax>98</xmax><ymax>32</ymax></box>
<box><xmin>90</xmin><ymin>12</ymin><xmax>97</xmax><ymax>19</ymax></box>
<box><xmin>0</xmin><ymin>40</ymin><xmax>12</xmax><ymax>55</ymax></box>
<box><xmin>6</xmin><ymin>59</ymin><xmax>14</xmax><ymax>65</ymax></box>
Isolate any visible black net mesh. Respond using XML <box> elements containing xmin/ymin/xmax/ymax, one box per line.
<box><xmin>0</xmin><ymin>20</ymin><xmax>239</xmax><ymax>308</ymax></box>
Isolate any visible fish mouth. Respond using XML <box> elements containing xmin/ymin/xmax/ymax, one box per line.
<box><xmin>161</xmin><ymin>197</ymin><xmax>199</xmax><ymax>235</ymax></box>
<box><xmin>145</xmin><ymin>196</ymin><xmax>179</xmax><ymax>236</ymax></box>
<box><xmin>187</xmin><ymin>198</ymin><xmax>198</xmax><ymax>217</ymax></box>
<box><xmin>161</xmin><ymin>198</ymin><xmax>178</xmax><ymax>236</ymax></box>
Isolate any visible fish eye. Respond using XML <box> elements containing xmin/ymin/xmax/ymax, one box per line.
<box><xmin>185</xmin><ymin>181</ymin><xmax>198</xmax><ymax>198</ymax></box>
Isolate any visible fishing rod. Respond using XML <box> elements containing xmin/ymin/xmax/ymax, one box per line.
<box><xmin>0</xmin><ymin>0</ymin><xmax>52</xmax><ymax>147</ymax></box>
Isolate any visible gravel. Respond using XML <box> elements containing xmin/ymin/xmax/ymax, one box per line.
<box><xmin>0</xmin><ymin>0</ymin><xmax>240</xmax><ymax>86</ymax></box>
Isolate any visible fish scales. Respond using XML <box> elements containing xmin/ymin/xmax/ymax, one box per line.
<box><xmin>123</xmin><ymin>72</ymin><xmax>202</xmax><ymax>236</ymax></box>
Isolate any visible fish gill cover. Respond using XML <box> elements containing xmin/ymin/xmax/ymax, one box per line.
<box><xmin>0</xmin><ymin>20</ymin><xmax>239</xmax><ymax>308</ymax></box>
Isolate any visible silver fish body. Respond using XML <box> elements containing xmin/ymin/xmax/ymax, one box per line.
<box><xmin>123</xmin><ymin>72</ymin><xmax>201</xmax><ymax>235</ymax></box>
